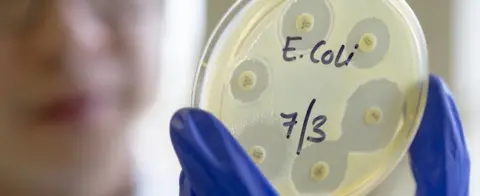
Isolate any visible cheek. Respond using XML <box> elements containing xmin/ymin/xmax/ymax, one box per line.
<box><xmin>0</xmin><ymin>38</ymin><xmax>30</xmax><ymax>126</ymax></box>
<box><xmin>0</xmin><ymin>39</ymin><xmax>15</xmax><ymax>99</ymax></box>
<box><xmin>117</xmin><ymin>21</ymin><xmax>161</xmax><ymax>109</ymax></box>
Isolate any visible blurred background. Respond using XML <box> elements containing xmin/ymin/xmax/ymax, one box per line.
<box><xmin>137</xmin><ymin>0</ymin><xmax>480</xmax><ymax>195</ymax></box>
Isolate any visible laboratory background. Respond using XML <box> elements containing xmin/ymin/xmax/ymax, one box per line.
<box><xmin>135</xmin><ymin>0</ymin><xmax>480</xmax><ymax>195</ymax></box>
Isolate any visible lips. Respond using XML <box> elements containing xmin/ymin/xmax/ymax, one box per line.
<box><xmin>35</xmin><ymin>95</ymin><xmax>90</xmax><ymax>124</ymax></box>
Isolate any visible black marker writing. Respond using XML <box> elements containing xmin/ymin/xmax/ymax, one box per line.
<box><xmin>282</xmin><ymin>36</ymin><xmax>302</xmax><ymax>62</ymax></box>
<box><xmin>281</xmin><ymin>36</ymin><xmax>359</xmax><ymax>67</ymax></box>
<box><xmin>308</xmin><ymin>115</ymin><xmax>327</xmax><ymax>143</ymax></box>
<box><xmin>280</xmin><ymin>112</ymin><xmax>298</xmax><ymax>139</ymax></box>
<box><xmin>280</xmin><ymin>99</ymin><xmax>328</xmax><ymax>155</ymax></box>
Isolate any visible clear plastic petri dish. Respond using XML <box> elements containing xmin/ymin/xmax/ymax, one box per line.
<box><xmin>191</xmin><ymin>0</ymin><xmax>428</xmax><ymax>195</ymax></box>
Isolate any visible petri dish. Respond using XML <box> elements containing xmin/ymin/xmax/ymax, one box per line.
<box><xmin>191</xmin><ymin>0</ymin><xmax>428</xmax><ymax>195</ymax></box>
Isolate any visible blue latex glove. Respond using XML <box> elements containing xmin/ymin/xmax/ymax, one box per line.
<box><xmin>170</xmin><ymin>108</ymin><xmax>278</xmax><ymax>196</ymax></box>
<box><xmin>170</xmin><ymin>75</ymin><xmax>470</xmax><ymax>196</ymax></box>
<box><xmin>409</xmin><ymin>75</ymin><xmax>470</xmax><ymax>196</ymax></box>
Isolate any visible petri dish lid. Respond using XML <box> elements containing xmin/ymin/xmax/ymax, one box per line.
<box><xmin>192</xmin><ymin>0</ymin><xmax>428</xmax><ymax>195</ymax></box>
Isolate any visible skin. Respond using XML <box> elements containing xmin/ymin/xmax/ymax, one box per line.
<box><xmin>0</xmin><ymin>0</ymin><xmax>163</xmax><ymax>195</ymax></box>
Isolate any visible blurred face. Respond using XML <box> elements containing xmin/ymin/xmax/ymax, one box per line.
<box><xmin>0</xmin><ymin>0</ymin><xmax>161</xmax><ymax>184</ymax></box>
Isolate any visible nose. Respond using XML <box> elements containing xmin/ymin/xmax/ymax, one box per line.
<box><xmin>26</xmin><ymin>1</ymin><xmax>110</xmax><ymax>73</ymax></box>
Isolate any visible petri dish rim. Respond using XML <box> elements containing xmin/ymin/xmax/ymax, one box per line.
<box><xmin>190</xmin><ymin>0</ymin><xmax>429</xmax><ymax>195</ymax></box>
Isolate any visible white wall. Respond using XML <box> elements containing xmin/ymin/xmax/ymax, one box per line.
<box><xmin>453</xmin><ymin>1</ymin><xmax>480</xmax><ymax>194</ymax></box>
<box><xmin>132</xmin><ymin>0</ymin><xmax>205</xmax><ymax>195</ymax></box>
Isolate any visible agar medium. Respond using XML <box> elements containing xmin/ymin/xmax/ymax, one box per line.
<box><xmin>192</xmin><ymin>0</ymin><xmax>428</xmax><ymax>195</ymax></box>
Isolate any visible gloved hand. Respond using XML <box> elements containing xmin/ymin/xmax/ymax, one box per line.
<box><xmin>169</xmin><ymin>108</ymin><xmax>278</xmax><ymax>196</ymax></box>
<box><xmin>170</xmin><ymin>75</ymin><xmax>470</xmax><ymax>196</ymax></box>
<box><xmin>409</xmin><ymin>75</ymin><xmax>470</xmax><ymax>196</ymax></box>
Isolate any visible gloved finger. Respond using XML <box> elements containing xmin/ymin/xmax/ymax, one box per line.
<box><xmin>178</xmin><ymin>171</ymin><xmax>195</xmax><ymax>196</ymax></box>
<box><xmin>170</xmin><ymin>108</ymin><xmax>278</xmax><ymax>196</ymax></box>
<box><xmin>409</xmin><ymin>75</ymin><xmax>470</xmax><ymax>196</ymax></box>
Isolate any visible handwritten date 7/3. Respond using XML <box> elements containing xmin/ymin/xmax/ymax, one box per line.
<box><xmin>280</xmin><ymin>99</ymin><xmax>327</xmax><ymax>155</ymax></box>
